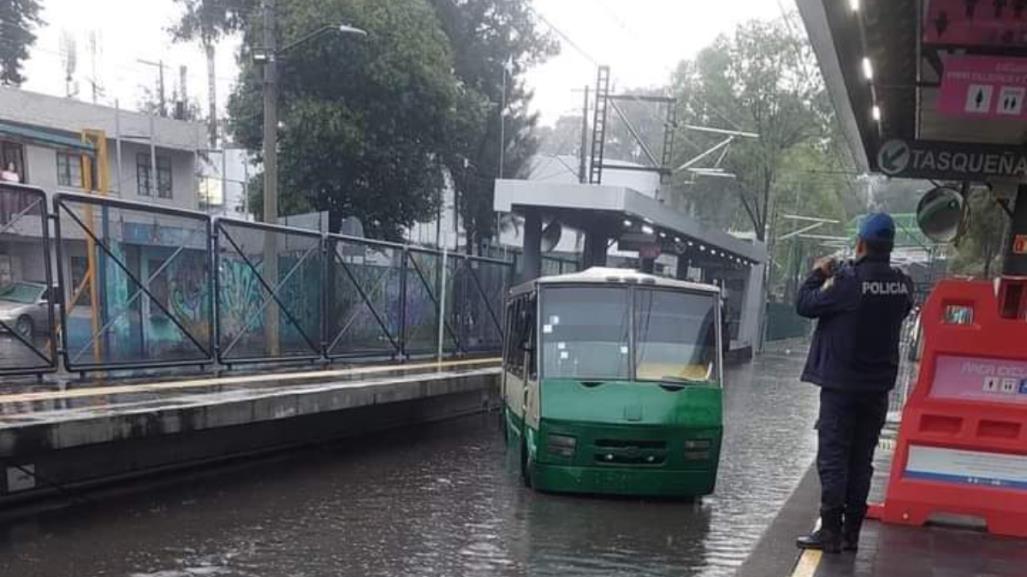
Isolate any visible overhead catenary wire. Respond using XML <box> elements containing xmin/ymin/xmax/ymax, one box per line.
<box><xmin>527</xmin><ymin>1</ymin><xmax>746</xmax><ymax>146</ymax></box>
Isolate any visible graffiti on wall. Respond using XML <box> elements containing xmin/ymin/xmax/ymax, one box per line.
<box><xmin>217</xmin><ymin>247</ymin><xmax>323</xmax><ymax>359</ymax></box>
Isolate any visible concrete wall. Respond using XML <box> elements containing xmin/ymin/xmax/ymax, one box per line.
<box><xmin>0</xmin><ymin>368</ymin><xmax>500</xmax><ymax>508</ymax></box>
<box><xmin>739</xmin><ymin>263</ymin><xmax>765</xmax><ymax>352</ymax></box>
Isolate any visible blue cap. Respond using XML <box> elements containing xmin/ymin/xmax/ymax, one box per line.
<box><xmin>859</xmin><ymin>212</ymin><xmax>895</xmax><ymax>243</ymax></box>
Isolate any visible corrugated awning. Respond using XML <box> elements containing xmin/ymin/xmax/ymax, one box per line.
<box><xmin>0</xmin><ymin>121</ymin><xmax>95</xmax><ymax>155</ymax></box>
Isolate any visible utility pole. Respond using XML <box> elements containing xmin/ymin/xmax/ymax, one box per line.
<box><xmin>262</xmin><ymin>0</ymin><xmax>278</xmax><ymax>225</ymax></box>
<box><xmin>498</xmin><ymin>63</ymin><xmax>507</xmax><ymax>180</ymax></box>
<box><xmin>261</xmin><ymin>0</ymin><xmax>280</xmax><ymax>355</ymax></box>
<box><xmin>158</xmin><ymin>60</ymin><xmax>166</xmax><ymax>116</ymax></box>
<box><xmin>178</xmin><ymin>65</ymin><xmax>188</xmax><ymax>119</ymax></box>
<box><xmin>88</xmin><ymin>30</ymin><xmax>102</xmax><ymax>104</ymax></box>
<box><xmin>206</xmin><ymin>43</ymin><xmax>218</xmax><ymax>147</ymax></box>
<box><xmin>579</xmin><ymin>85</ymin><xmax>589</xmax><ymax>183</ymax></box>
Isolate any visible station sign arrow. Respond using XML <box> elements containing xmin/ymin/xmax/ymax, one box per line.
<box><xmin>877</xmin><ymin>140</ymin><xmax>911</xmax><ymax>176</ymax></box>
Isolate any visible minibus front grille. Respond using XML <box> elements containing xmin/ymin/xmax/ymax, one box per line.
<box><xmin>593</xmin><ymin>439</ymin><xmax>668</xmax><ymax>466</ymax></box>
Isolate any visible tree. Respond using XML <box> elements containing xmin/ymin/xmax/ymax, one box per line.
<box><xmin>769</xmin><ymin>141</ymin><xmax>853</xmax><ymax>297</ymax></box>
<box><xmin>869</xmin><ymin>177</ymin><xmax>928</xmax><ymax>214</ymax></box>
<box><xmin>0</xmin><ymin>0</ymin><xmax>44</xmax><ymax>86</ymax></box>
<box><xmin>228</xmin><ymin>0</ymin><xmax>458</xmax><ymax>240</ymax></box>
<box><xmin>537</xmin><ymin>114</ymin><xmax>584</xmax><ymax>157</ymax></box>
<box><xmin>669</xmin><ymin>18</ymin><xmax>831</xmax><ymax>242</ymax></box>
<box><xmin>602</xmin><ymin>88</ymin><xmax>671</xmax><ymax>167</ymax></box>
<box><xmin>950</xmin><ymin>188</ymin><xmax>1009</xmax><ymax>278</ymax></box>
<box><xmin>427</xmin><ymin>0</ymin><xmax>558</xmax><ymax>252</ymax></box>
<box><xmin>170</xmin><ymin>0</ymin><xmax>257</xmax><ymax>145</ymax></box>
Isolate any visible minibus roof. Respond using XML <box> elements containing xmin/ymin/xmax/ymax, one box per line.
<box><xmin>510</xmin><ymin>267</ymin><xmax>721</xmax><ymax>297</ymax></box>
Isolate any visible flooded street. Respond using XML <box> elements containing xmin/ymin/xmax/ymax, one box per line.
<box><xmin>0</xmin><ymin>349</ymin><xmax>819</xmax><ymax>577</ymax></box>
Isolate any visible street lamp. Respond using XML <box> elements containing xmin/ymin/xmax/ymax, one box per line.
<box><xmin>256</xmin><ymin>7</ymin><xmax>368</xmax><ymax>226</ymax></box>
<box><xmin>256</xmin><ymin>0</ymin><xmax>367</xmax><ymax>357</ymax></box>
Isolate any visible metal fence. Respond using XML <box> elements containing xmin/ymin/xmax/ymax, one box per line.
<box><xmin>55</xmin><ymin>193</ymin><xmax>215</xmax><ymax>372</ymax></box>
<box><xmin>888</xmin><ymin>312</ymin><xmax>923</xmax><ymax>421</ymax></box>
<box><xmin>0</xmin><ymin>185</ymin><xmax>513</xmax><ymax>376</ymax></box>
<box><xmin>0</xmin><ymin>184</ymin><xmax>57</xmax><ymax>376</ymax></box>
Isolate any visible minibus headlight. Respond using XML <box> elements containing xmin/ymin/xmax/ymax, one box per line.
<box><xmin>547</xmin><ymin>434</ymin><xmax>577</xmax><ymax>457</ymax></box>
<box><xmin>684</xmin><ymin>439</ymin><xmax>712</xmax><ymax>460</ymax></box>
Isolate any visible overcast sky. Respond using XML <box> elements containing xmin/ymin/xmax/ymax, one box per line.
<box><xmin>22</xmin><ymin>0</ymin><xmax>786</xmax><ymax>127</ymax></box>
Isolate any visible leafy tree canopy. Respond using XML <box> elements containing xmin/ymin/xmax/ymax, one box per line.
<box><xmin>669</xmin><ymin>17</ymin><xmax>843</xmax><ymax>243</ymax></box>
<box><xmin>228</xmin><ymin>0</ymin><xmax>459</xmax><ymax>240</ymax></box>
<box><xmin>0</xmin><ymin>0</ymin><xmax>44</xmax><ymax>86</ymax></box>
<box><xmin>169</xmin><ymin>0</ymin><xmax>255</xmax><ymax>44</ymax></box>
<box><xmin>427</xmin><ymin>0</ymin><xmax>558</xmax><ymax>252</ymax></box>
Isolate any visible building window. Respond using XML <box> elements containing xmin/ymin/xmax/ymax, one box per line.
<box><xmin>2</xmin><ymin>141</ymin><xmax>26</xmax><ymax>183</ymax></box>
<box><xmin>56</xmin><ymin>152</ymin><xmax>84</xmax><ymax>188</ymax></box>
<box><xmin>69</xmin><ymin>256</ymin><xmax>88</xmax><ymax>298</ymax></box>
<box><xmin>136</xmin><ymin>153</ymin><xmax>172</xmax><ymax>198</ymax></box>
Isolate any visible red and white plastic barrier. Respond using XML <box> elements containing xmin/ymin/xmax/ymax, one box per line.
<box><xmin>869</xmin><ymin>279</ymin><xmax>1027</xmax><ymax>537</ymax></box>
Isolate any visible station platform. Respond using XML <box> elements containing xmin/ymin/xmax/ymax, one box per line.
<box><xmin>0</xmin><ymin>358</ymin><xmax>501</xmax><ymax>510</ymax></box>
<box><xmin>739</xmin><ymin>428</ymin><xmax>1027</xmax><ymax>577</ymax></box>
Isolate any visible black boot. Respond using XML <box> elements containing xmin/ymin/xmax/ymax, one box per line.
<box><xmin>796</xmin><ymin>508</ymin><xmax>843</xmax><ymax>553</ymax></box>
<box><xmin>842</xmin><ymin>510</ymin><xmax>865</xmax><ymax>551</ymax></box>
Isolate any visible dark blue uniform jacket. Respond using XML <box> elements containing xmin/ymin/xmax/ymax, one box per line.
<box><xmin>796</xmin><ymin>255</ymin><xmax>914</xmax><ymax>392</ymax></box>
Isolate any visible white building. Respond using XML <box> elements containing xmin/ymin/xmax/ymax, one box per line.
<box><xmin>197</xmin><ymin>147</ymin><xmax>254</xmax><ymax>220</ymax></box>
<box><xmin>0</xmin><ymin>85</ymin><xmax>206</xmax><ymax>209</ymax></box>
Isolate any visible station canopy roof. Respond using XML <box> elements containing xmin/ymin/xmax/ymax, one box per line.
<box><xmin>798</xmin><ymin>0</ymin><xmax>1027</xmax><ymax>182</ymax></box>
<box><xmin>494</xmin><ymin>180</ymin><xmax>767</xmax><ymax>266</ymax></box>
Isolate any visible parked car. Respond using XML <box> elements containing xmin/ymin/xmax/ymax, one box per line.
<box><xmin>0</xmin><ymin>281</ymin><xmax>59</xmax><ymax>340</ymax></box>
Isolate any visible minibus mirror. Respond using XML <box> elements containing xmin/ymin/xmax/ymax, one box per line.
<box><xmin>916</xmin><ymin>186</ymin><xmax>965</xmax><ymax>243</ymax></box>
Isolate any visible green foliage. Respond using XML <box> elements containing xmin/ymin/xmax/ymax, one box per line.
<box><xmin>210</xmin><ymin>0</ymin><xmax>555</xmax><ymax>245</ymax></box>
<box><xmin>169</xmin><ymin>0</ymin><xmax>255</xmax><ymax>44</ymax></box>
<box><xmin>770</xmin><ymin>140</ymin><xmax>854</xmax><ymax>290</ymax></box>
<box><xmin>0</xmin><ymin>0</ymin><xmax>43</xmax><ymax>86</ymax></box>
<box><xmin>669</xmin><ymin>17</ymin><xmax>845</xmax><ymax>243</ymax></box>
<box><xmin>537</xmin><ymin>114</ymin><xmax>584</xmax><ymax>158</ymax></box>
<box><xmin>427</xmin><ymin>0</ymin><xmax>558</xmax><ymax>252</ymax></box>
<box><xmin>228</xmin><ymin>0</ymin><xmax>459</xmax><ymax>240</ymax></box>
<box><xmin>950</xmin><ymin>188</ymin><xmax>1008</xmax><ymax>278</ymax></box>
<box><xmin>602</xmin><ymin>89</ymin><xmax>672</xmax><ymax>166</ymax></box>
<box><xmin>869</xmin><ymin>177</ymin><xmax>925</xmax><ymax>215</ymax></box>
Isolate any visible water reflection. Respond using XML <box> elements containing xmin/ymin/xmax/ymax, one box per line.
<box><xmin>0</xmin><ymin>350</ymin><xmax>818</xmax><ymax>577</ymax></box>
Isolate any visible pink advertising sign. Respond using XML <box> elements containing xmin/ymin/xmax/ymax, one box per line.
<box><xmin>925</xmin><ymin>0</ymin><xmax>1027</xmax><ymax>47</ymax></box>
<box><xmin>930</xmin><ymin>354</ymin><xmax>1027</xmax><ymax>405</ymax></box>
<box><xmin>937</xmin><ymin>56</ymin><xmax>1027</xmax><ymax>118</ymax></box>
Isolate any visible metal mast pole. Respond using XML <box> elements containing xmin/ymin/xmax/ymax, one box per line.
<box><xmin>262</xmin><ymin>0</ymin><xmax>278</xmax><ymax>225</ymax></box>
<box><xmin>262</xmin><ymin>0</ymin><xmax>280</xmax><ymax>355</ymax></box>
<box><xmin>498</xmin><ymin>64</ymin><xmax>507</xmax><ymax>180</ymax></box>
<box><xmin>579</xmin><ymin>85</ymin><xmax>589</xmax><ymax>183</ymax></box>
<box><xmin>158</xmin><ymin>59</ymin><xmax>166</xmax><ymax>116</ymax></box>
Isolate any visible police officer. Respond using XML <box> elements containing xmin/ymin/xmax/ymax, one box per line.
<box><xmin>795</xmin><ymin>213</ymin><xmax>914</xmax><ymax>553</ymax></box>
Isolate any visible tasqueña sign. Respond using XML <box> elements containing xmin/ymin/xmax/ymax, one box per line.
<box><xmin>876</xmin><ymin>138</ymin><xmax>1027</xmax><ymax>181</ymax></box>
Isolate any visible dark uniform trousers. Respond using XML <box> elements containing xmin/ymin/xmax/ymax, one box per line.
<box><xmin>816</xmin><ymin>388</ymin><xmax>889</xmax><ymax>516</ymax></box>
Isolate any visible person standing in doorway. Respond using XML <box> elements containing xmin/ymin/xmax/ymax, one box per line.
<box><xmin>794</xmin><ymin>213</ymin><xmax>914</xmax><ymax>553</ymax></box>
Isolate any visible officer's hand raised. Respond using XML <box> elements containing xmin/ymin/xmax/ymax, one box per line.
<box><xmin>814</xmin><ymin>257</ymin><xmax>837</xmax><ymax>278</ymax></box>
